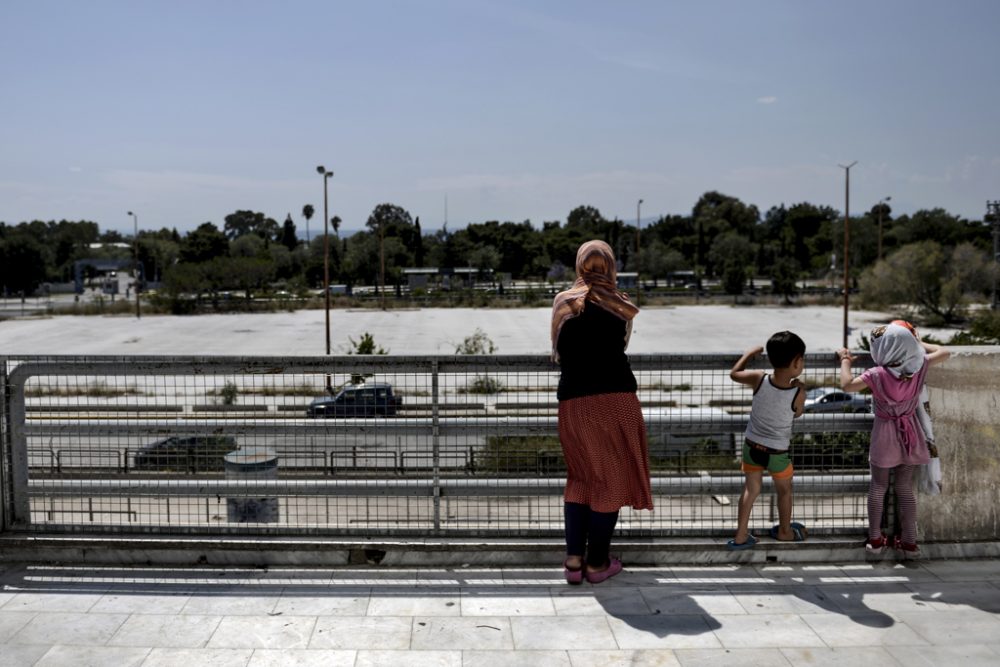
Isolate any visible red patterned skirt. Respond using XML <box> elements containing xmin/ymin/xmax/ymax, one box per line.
<box><xmin>558</xmin><ymin>392</ymin><xmax>653</xmax><ymax>513</ymax></box>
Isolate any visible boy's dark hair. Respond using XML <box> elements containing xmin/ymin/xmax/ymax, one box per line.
<box><xmin>766</xmin><ymin>331</ymin><xmax>805</xmax><ymax>369</ymax></box>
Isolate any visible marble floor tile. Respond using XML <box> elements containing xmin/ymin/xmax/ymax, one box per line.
<box><xmin>367</xmin><ymin>590</ymin><xmax>461</xmax><ymax>616</ymax></box>
<box><xmin>355</xmin><ymin>649</ymin><xmax>461</xmax><ymax>666</ymax></box>
<box><xmin>886</xmin><ymin>644</ymin><xmax>1000</xmax><ymax>666</ymax></box>
<box><xmin>141</xmin><ymin>647</ymin><xmax>254</xmax><ymax>667</ymax></box>
<box><xmin>208</xmin><ymin>615</ymin><xmax>317</xmax><ymax>649</ymax></box>
<box><xmin>272</xmin><ymin>586</ymin><xmax>370</xmax><ymax>616</ymax></box>
<box><xmin>780</xmin><ymin>646</ymin><xmax>898</xmax><ymax>667</ymax></box>
<box><xmin>0</xmin><ymin>611</ymin><xmax>37</xmax><ymax>642</ymax></box>
<box><xmin>905</xmin><ymin>581</ymin><xmax>1000</xmax><ymax>613</ymax></box>
<box><xmin>310</xmin><ymin>615</ymin><xmax>412</xmax><ymax>650</ymax></box>
<box><xmin>640</xmin><ymin>585</ymin><xmax>744</xmax><ymax>616</ymax></box>
<box><xmin>247</xmin><ymin>648</ymin><xmax>356</xmax><ymax>666</ymax></box>
<box><xmin>818</xmin><ymin>582</ymin><xmax>934</xmax><ymax>615</ymax></box>
<box><xmin>729</xmin><ymin>585</ymin><xmax>848</xmax><ymax>615</ymax></box>
<box><xmin>2</xmin><ymin>592</ymin><xmax>106</xmax><ymax>613</ymax></box>
<box><xmin>892</xmin><ymin>609</ymin><xmax>1000</xmax><ymax>645</ymax></box>
<box><xmin>180</xmin><ymin>593</ymin><xmax>279</xmax><ymax>616</ymax></box>
<box><xmin>552</xmin><ymin>586</ymin><xmax>651</xmax><ymax>616</ymax></box>
<box><xmin>710</xmin><ymin>613</ymin><xmax>825</xmax><ymax>649</ymax></box>
<box><xmin>466</xmin><ymin>648</ymin><xmax>573</xmax><ymax>667</ymax></box>
<box><xmin>606</xmin><ymin>614</ymin><xmax>722</xmax><ymax>650</ymax></box>
<box><xmin>32</xmin><ymin>645</ymin><xmax>149</xmax><ymax>667</ymax></box>
<box><xmin>461</xmin><ymin>588</ymin><xmax>556</xmax><ymax>616</ymax></box>
<box><xmin>510</xmin><ymin>615</ymin><xmax>617</xmax><ymax>650</ymax></box>
<box><xmin>410</xmin><ymin>616</ymin><xmax>513</xmax><ymax>650</ymax></box>
<box><xmin>91</xmin><ymin>591</ymin><xmax>193</xmax><ymax>614</ymax></box>
<box><xmin>0</xmin><ymin>644</ymin><xmax>53</xmax><ymax>667</ymax></box>
<box><xmin>108</xmin><ymin>613</ymin><xmax>221</xmax><ymax>648</ymax></box>
<box><xmin>674</xmin><ymin>647</ymin><xmax>791</xmax><ymax>667</ymax></box>
<box><xmin>800</xmin><ymin>612</ymin><xmax>928</xmax><ymax>647</ymax></box>
<box><xmin>567</xmin><ymin>649</ymin><xmax>681</xmax><ymax>667</ymax></box>
<box><xmin>8</xmin><ymin>611</ymin><xmax>129</xmax><ymax>646</ymax></box>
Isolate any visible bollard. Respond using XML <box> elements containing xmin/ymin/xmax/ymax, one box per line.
<box><xmin>224</xmin><ymin>446</ymin><xmax>279</xmax><ymax>523</ymax></box>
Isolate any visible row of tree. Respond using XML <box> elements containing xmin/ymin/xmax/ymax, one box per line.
<box><xmin>2</xmin><ymin>192</ymin><xmax>995</xmax><ymax>321</ymax></box>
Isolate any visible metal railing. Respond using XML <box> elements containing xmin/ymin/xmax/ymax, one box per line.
<box><xmin>1</xmin><ymin>353</ymin><xmax>873</xmax><ymax>537</ymax></box>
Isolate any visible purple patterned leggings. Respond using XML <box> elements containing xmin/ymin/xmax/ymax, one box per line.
<box><xmin>869</xmin><ymin>464</ymin><xmax>918</xmax><ymax>544</ymax></box>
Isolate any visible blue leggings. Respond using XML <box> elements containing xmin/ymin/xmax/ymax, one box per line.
<box><xmin>565</xmin><ymin>502</ymin><xmax>620</xmax><ymax>567</ymax></box>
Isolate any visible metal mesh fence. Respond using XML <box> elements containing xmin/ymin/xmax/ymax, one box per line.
<box><xmin>1</xmin><ymin>353</ymin><xmax>873</xmax><ymax>537</ymax></box>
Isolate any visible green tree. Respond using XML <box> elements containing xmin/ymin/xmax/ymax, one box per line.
<box><xmin>301</xmin><ymin>204</ymin><xmax>314</xmax><ymax>243</ymax></box>
<box><xmin>770</xmin><ymin>256</ymin><xmax>799</xmax><ymax>304</ymax></box>
<box><xmin>223</xmin><ymin>210</ymin><xmax>280</xmax><ymax>242</ymax></box>
<box><xmin>0</xmin><ymin>230</ymin><xmax>47</xmax><ymax>294</ymax></box>
<box><xmin>859</xmin><ymin>241</ymin><xmax>997</xmax><ymax>323</ymax></box>
<box><xmin>180</xmin><ymin>223</ymin><xmax>229</xmax><ymax>263</ymax></box>
<box><xmin>280</xmin><ymin>214</ymin><xmax>298</xmax><ymax>250</ymax></box>
<box><xmin>708</xmin><ymin>233</ymin><xmax>754</xmax><ymax>295</ymax></box>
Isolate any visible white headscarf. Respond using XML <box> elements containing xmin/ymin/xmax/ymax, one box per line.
<box><xmin>870</xmin><ymin>323</ymin><xmax>925</xmax><ymax>378</ymax></box>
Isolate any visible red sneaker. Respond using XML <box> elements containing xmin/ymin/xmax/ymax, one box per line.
<box><xmin>893</xmin><ymin>536</ymin><xmax>920</xmax><ymax>559</ymax></box>
<box><xmin>865</xmin><ymin>534</ymin><xmax>888</xmax><ymax>555</ymax></box>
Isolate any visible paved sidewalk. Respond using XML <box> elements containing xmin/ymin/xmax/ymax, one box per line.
<box><xmin>1</xmin><ymin>559</ymin><xmax>999</xmax><ymax>666</ymax></box>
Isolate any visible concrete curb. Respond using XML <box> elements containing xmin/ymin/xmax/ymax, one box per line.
<box><xmin>2</xmin><ymin>534</ymin><xmax>998</xmax><ymax>567</ymax></box>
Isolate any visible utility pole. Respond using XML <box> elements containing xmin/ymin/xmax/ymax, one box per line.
<box><xmin>127</xmin><ymin>211</ymin><xmax>140</xmax><ymax>319</ymax></box>
<box><xmin>839</xmin><ymin>161</ymin><xmax>857</xmax><ymax>348</ymax></box>
<box><xmin>317</xmin><ymin>166</ymin><xmax>333</xmax><ymax>356</ymax></box>
<box><xmin>989</xmin><ymin>200</ymin><xmax>1000</xmax><ymax>310</ymax></box>
<box><xmin>636</xmin><ymin>199</ymin><xmax>643</xmax><ymax>306</ymax></box>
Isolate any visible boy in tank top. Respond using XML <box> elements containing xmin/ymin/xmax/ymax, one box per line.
<box><xmin>727</xmin><ymin>331</ymin><xmax>808</xmax><ymax>550</ymax></box>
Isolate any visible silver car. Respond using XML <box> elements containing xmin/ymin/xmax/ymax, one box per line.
<box><xmin>803</xmin><ymin>388</ymin><xmax>871</xmax><ymax>413</ymax></box>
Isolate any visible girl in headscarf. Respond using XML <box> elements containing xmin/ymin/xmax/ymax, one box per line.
<box><xmin>552</xmin><ymin>240</ymin><xmax>652</xmax><ymax>584</ymax></box>
<box><xmin>838</xmin><ymin>324</ymin><xmax>949</xmax><ymax>558</ymax></box>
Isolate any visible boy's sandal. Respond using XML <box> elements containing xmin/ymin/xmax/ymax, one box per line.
<box><xmin>726</xmin><ymin>535</ymin><xmax>757</xmax><ymax>551</ymax></box>
<box><xmin>769</xmin><ymin>522</ymin><xmax>808</xmax><ymax>542</ymax></box>
<box><xmin>585</xmin><ymin>557</ymin><xmax>623</xmax><ymax>584</ymax></box>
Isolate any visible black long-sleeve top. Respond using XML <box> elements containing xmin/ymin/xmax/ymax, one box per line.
<box><xmin>556</xmin><ymin>300</ymin><xmax>637</xmax><ymax>401</ymax></box>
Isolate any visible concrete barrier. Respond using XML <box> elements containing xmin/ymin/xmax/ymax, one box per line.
<box><xmin>921</xmin><ymin>346</ymin><xmax>1000</xmax><ymax>541</ymax></box>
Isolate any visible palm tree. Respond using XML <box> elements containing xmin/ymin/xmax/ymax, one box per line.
<box><xmin>302</xmin><ymin>205</ymin><xmax>315</xmax><ymax>244</ymax></box>
<box><xmin>331</xmin><ymin>215</ymin><xmax>342</xmax><ymax>238</ymax></box>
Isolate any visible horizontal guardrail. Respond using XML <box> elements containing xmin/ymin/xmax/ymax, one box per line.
<box><xmin>3</xmin><ymin>353</ymin><xmax>875</xmax><ymax>537</ymax></box>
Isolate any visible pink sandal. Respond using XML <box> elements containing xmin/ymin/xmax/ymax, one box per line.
<box><xmin>564</xmin><ymin>558</ymin><xmax>585</xmax><ymax>585</ymax></box>
<box><xmin>585</xmin><ymin>557</ymin><xmax>623</xmax><ymax>584</ymax></box>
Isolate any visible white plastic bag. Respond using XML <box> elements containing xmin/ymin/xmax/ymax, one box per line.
<box><xmin>918</xmin><ymin>456</ymin><xmax>942</xmax><ymax>495</ymax></box>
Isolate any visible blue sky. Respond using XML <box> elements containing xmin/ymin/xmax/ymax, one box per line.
<box><xmin>2</xmin><ymin>1</ymin><xmax>999</xmax><ymax>236</ymax></box>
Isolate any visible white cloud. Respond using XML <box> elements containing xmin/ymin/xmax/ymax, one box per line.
<box><xmin>69</xmin><ymin>166</ymin><xmax>83</xmax><ymax>173</ymax></box>
<box><xmin>756</xmin><ymin>96</ymin><xmax>777</xmax><ymax>105</ymax></box>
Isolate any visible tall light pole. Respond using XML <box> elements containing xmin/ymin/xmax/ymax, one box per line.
<box><xmin>379</xmin><ymin>218</ymin><xmax>386</xmax><ymax>310</ymax></box>
<box><xmin>635</xmin><ymin>199</ymin><xmax>643</xmax><ymax>306</ymax></box>
<box><xmin>127</xmin><ymin>211</ymin><xmax>140</xmax><ymax>319</ymax></box>
<box><xmin>317</xmin><ymin>166</ymin><xmax>333</xmax><ymax>357</ymax></box>
<box><xmin>876</xmin><ymin>195</ymin><xmax>891</xmax><ymax>261</ymax></box>
<box><xmin>839</xmin><ymin>161</ymin><xmax>857</xmax><ymax>348</ymax></box>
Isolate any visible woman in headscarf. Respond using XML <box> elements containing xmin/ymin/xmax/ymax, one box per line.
<box><xmin>552</xmin><ymin>240</ymin><xmax>653</xmax><ymax>584</ymax></box>
<box><xmin>838</xmin><ymin>323</ymin><xmax>949</xmax><ymax>558</ymax></box>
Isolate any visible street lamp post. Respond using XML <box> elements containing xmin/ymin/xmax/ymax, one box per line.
<box><xmin>379</xmin><ymin>221</ymin><xmax>386</xmax><ymax>310</ymax></box>
<box><xmin>838</xmin><ymin>161</ymin><xmax>857</xmax><ymax>349</ymax></box>
<box><xmin>636</xmin><ymin>199</ymin><xmax>643</xmax><ymax>306</ymax></box>
<box><xmin>317</xmin><ymin>166</ymin><xmax>333</xmax><ymax>358</ymax></box>
<box><xmin>876</xmin><ymin>196</ymin><xmax>891</xmax><ymax>261</ymax></box>
<box><xmin>127</xmin><ymin>211</ymin><xmax>140</xmax><ymax>319</ymax></box>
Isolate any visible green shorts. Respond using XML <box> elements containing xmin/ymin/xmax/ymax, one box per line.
<box><xmin>741</xmin><ymin>441</ymin><xmax>793</xmax><ymax>479</ymax></box>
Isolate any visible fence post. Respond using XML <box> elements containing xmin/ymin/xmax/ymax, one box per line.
<box><xmin>432</xmin><ymin>359</ymin><xmax>441</xmax><ymax>531</ymax></box>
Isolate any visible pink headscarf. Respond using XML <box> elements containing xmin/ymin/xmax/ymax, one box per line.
<box><xmin>550</xmin><ymin>240</ymin><xmax>639</xmax><ymax>362</ymax></box>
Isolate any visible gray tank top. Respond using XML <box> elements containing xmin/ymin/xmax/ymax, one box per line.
<box><xmin>745</xmin><ymin>374</ymin><xmax>800</xmax><ymax>451</ymax></box>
